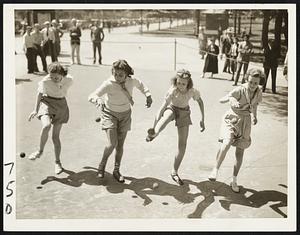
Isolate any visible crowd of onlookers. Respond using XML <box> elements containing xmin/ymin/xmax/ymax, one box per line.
<box><xmin>198</xmin><ymin>26</ymin><xmax>287</xmax><ymax>94</ymax></box>
<box><xmin>22</xmin><ymin>18</ymin><xmax>106</xmax><ymax>74</ymax></box>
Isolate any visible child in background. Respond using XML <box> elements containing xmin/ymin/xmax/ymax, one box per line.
<box><xmin>88</xmin><ymin>59</ymin><xmax>153</xmax><ymax>183</ymax></box>
<box><xmin>208</xmin><ymin>68</ymin><xmax>264</xmax><ymax>193</ymax></box>
<box><xmin>146</xmin><ymin>69</ymin><xmax>205</xmax><ymax>185</ymax></box>
<box><xmin>28</xmin><ymin>62</ymin><xmax>73</xmax><ymax>174</ymax></box>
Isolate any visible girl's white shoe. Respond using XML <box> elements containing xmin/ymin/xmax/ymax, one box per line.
<box><xmin>230</xmin><ymin>182</ymin><xmax>240</xmax><ymax>193</ymax></box>
<box><xmin>208</xmin><ymin>168</ymin><xmax>218</xmax><ymax>181</ymax></box>
<box><xmin>55</xmin><ymin>163</ymin><xmax>63</xmax><ymax>175</ymax></box>
<box><xmin>28</xmin><ymin>151</ymin><xmax>43</xmax><ymax>160</ymax></box>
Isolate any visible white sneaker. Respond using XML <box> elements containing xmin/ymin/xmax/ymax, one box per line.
<box><xmin>28</xmin><ymin>151</ymin><xmax>43</xmax><ymax>160</ymax></box>
<box><xmin>230</xmin><ymin>182</ymin><xmax>240</xmax><ymax>193</ymax></box>
<box><xmin>55</xmin><ymin>163</ymin><xmax>63</xmax><ymax>175</ymax></box>
<box><xmin>208</xmin><ymin>168</ymin><xmax>218</xmax><ymax>181</ymax></box>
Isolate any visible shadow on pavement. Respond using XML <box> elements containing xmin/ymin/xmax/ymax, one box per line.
<box><xmin>260</xmin><ymin>86</ymin><xmax>288</xmax><ymax>122</ymax></box>
<box><xmin>40</xmin><ymin>168</ymin><xmax>287</xmax><ymax>218</ymax></box>
<box><xmin>185</xmin><ymin>180</ymin><xmax>287</xmax><ymax>218</ymax></box>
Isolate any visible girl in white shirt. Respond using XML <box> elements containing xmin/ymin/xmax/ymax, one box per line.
<box><xmin>28</xmin><ymin>62</ymin><xmax>73</xmax><ymax>175</ymax></box>
<box><xmin>88</xmin><ymin>60</ymin><xmax>153</xmax><ymax>183</ymax></box>
<box><xmin>146</xmin><ymin>69</ymin><xmax>205</xmax><ymax>185</ymax></box>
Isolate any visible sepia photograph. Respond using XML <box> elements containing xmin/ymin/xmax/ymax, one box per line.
<box><xmin>3</xmin><ymin>3</ymin><xmax>296</xmax><ymax>231</ymax></box>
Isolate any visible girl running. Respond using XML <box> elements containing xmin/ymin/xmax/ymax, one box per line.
<box><xmin>28</xmin><ymin>62</ymin><xmax>73</xmax><ymax>175</ymax></box>
<box><xmin>146</xmin><ymin>69</ymin><xmax>205</xmax><ymax>185</ymax></box>
<box><xmin>88</xmin><ymin>59</ymin><xmax>152</xmax><ymax>183</ymax></box>
<box><xmin>208</xmin><ymin>68</ymin><xmax>264</xmax><ymax>193</ymax></box>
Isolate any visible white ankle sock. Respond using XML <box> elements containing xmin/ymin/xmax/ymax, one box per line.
<box><xmin>232</xmin><ymin>176</ymin><xmax>237</xmax><ymax>183</ymax></box>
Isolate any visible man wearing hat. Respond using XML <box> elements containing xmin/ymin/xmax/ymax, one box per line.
<box><xmin>41</xmin><ymin>20</ymin><xmax>57</xmax><ymax>62</ymax></box>
<box><xmin>31</xmin><ymin>23</ymin><xmax>48</xmax><ymax>73</ymax></box>
<box><xmin>23</xmin><ymin>26</ymin><xmax>36</xmax><ymax>74</ymax></box>
<box><xmin>51</xmin><ymin>19</ymin><xmax>64</xmax><ymax>56</ymax></box>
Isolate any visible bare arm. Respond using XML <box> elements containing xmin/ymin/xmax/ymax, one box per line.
<box><xmin>28</xmin><ymin>93</ymin><xmax>42</xmax><ymax>121</ymax></box>
<box><xmin>196</xmin><ymin>97</ymin><xmax>205</xmax><ymax>132</ymax></box>
<box><xmin>252</xmin><ymin>104</ymin><xmax>258</xmax><ymax>125</ymax></box>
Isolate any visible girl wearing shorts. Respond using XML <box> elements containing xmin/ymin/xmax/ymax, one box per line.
<box><xmin>28</xmin><ymin>62</ymin><xmax>73</xmax><ymax>174</ymax></box>
<box><xmin>146</xmin><ymin>69</ymin><xmax>205</xmax><ymax>185</ymax></box>
<box><xmin>208</xmin><ymin>68</ymin><xmax>263</xmax><ymax>193</ymax></box>
<box><xmin>88</xmin><ymin>59</ymin><xmax>153</xmax><ymax>183</ymax></box>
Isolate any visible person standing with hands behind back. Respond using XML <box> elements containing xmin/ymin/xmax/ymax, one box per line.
<box><xmin>69</xmin><ymin>18</ymin><xmax>81</xmax><ymax>65</ymax></box>
<box><xmin>146</xmin><ymin>69</ymin><xmax>205</xmax><ymax>186</ymax></box>
<box><xmin>208</xmin><ymin>68</ymin><xmax>263</xmax><ymax>193</ymax></box>
<box><xmin>28</xmin><ymin>62</ymin><xmax>73</xmax><ymax>175</ymax></box>
<box><xmin>88</xmin><ymin>60</ymin><xmax>153</xmax><ymax>183</ymax></box>
<box><xmin>91</xmin><ymin>20</ymin><xmax>105</xmax><ymax>65</ymax></box>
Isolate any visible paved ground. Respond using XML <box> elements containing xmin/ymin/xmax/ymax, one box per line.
<box><xmin>14</xmin><ymin>22</ymin><xmax>290</xmax><ymax>222</ymax></box>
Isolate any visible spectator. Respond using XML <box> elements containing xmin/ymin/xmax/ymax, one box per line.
<box><xmin>222</xmin><ymin>29</ymin><xmax>233</xmax><ymax>73</ymax></box>
<box><xmin>262</xmin><ymin>39</ymin><xmax>280</xmax><ymax>94</ymax></box>
<box><xmin>283</xmin><ymin>51</ymin><xmax>288</xmax><ymax>80</ymax></box>
<box><xmin>23</xmin><ymin>26</ymin><xmax>36</xmax><ymax>74</ymax></box>
<box><xmin>31</xmin><ymin>23</ymin><xmax>48</xmax><ymax>73</ymax></box>
<box><xmin>41</xmin><ymin>21</ymin><xmax>57</xmax><ymax>62</ymax></box>
<box><xmin>69</xmin><ymin>18</ymin><xmax>81</xmax><ymax>65</ymax></box>
<box><xmin>90</xmin><ymin>20</ymin><xmax>105</xmax><ymax>64</ymax></box>
<box><xmin>202</xmin><ymin>37</ymin><xmax>219</xmax><ymax>79</ymax></box>
<box><xmin>198</xmin><ymin>26</ymin><xmax>207</xmax><ymax>60</ymax></box>
<box><xmin>233</xmin><ymin>34</ymin><xmax>253</xmax><ymax>86</ymax></box>
<box><xmin>229</xmin><ymin>36</ymin><xmax>239</xmax><ymax>81</ymax></box>
<box><xmin>51</xmin><ymin>19</ymin><xmax>64</xmax><ymax>56</ymax></box>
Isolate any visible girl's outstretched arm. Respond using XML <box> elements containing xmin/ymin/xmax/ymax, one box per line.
<box><xmin>28</xmin><ymin>93</ymin><xmax>42</xmax><ymax>121</ymax></box>
<box><xmin>196</xmin><ymin>97</ymin><xmax>205</xmax><ymax>132</ymax></box>
<box><xmin>153</xmin><ymin>100</ymin><xmax>168</xmax><ymax>129</ymax></box>
<box><xmin>219</xmin><ymin>95</ymin><xmax>229</xmax><ymax>103</ymax></box>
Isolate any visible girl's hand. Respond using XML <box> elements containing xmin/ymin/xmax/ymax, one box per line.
<box><xmin>200</xmin><ymin>120</ymin><xmax>205</xmax><ymax>132</ymax></box>
<box><xmin>28</xmin><ymin>111</ymin><xmax>37</xmax><ymax>121</ymax></box>
<box><xmin>252</xmin><ymin>116</ymin><xmax>258</xmax><ymax>125</ymax></box>
<box><xmin>230</xmin><ymin>99</ymin><xmax>240</xmax><ymax>108</ymax></box>
<box><xmin>146</xmin><ymin>96</ymin><xmax>153</xmax><ymax>108</ymax></box>
<box><xmin>95</xmin><ymin>98</ymin><xmax>103</xmax><ymax>108</ymax></box>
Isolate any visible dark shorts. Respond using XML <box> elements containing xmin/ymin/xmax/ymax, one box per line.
<box><xmin>100</xmin><ymin>105</ymin><xmax>132</xmax><ymax>132</ymax></box>
<box><xmin>166</xmin><ymin>104</ymin><xmax>192</xmax><ymax>127</ymax></box>
<box><xmin>37</xmin><ymin>96</ymin><xmax>69</xmax><ymax>124</ymax></box>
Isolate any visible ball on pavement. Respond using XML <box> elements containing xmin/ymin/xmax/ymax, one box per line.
<box><xmin>152</xmin><ymin>182</ymin><xmax>159</xmax><ymax>189</ymax></box>
<box><xmin>95</xmin><ymin>117</ymin><xmax>101</xmax><ymax>122</ymax></box>
<box><xmin>20</xmin><ymin>152</ymin><xmax>26</xmax><ymax>158</ymax></box>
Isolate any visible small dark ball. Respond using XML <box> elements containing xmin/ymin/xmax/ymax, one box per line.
<box><xmin>20</xmin><ymin>152</ymin><xmax>26</xmax><ymax>158</ymax></box>
<box><xmin>95</xmin><ymin>117</ymin><xmax>101</xmax><ymax>122</ymax></box>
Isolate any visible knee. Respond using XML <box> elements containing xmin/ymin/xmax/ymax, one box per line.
<box><xmin>42</xmin><ymin>123</ymin><xmax>51</xmax><ymax>132</ymax></box>
<box><xmin>106</xmin><ymin>141</ymin><xmax>117</xmax><ymax>151</ymax></box>
<box><xmin>52</xmin><ymin>134</ymin><xmax>60</xmax><ymax>144</ymax></box>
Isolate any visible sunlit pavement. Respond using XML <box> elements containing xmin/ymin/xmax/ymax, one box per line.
<box><xmin>13</xmin><ymin>23</ymin><xmax>289</xmax><ymax>220</ymax></box>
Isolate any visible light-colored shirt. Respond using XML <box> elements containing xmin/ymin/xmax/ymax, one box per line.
<box><xmin>23</xmin><ymin>33</ymin><xmax>35</xmax><ymax>49</ymax></box>
<box><xmin>228</xmin><ymin>84</ymin><xmax>262</xmax><ymax>115</ymax></box>
<box><xmin>237</xmin><ymin>41</ymin><xmax>253</xmax><ymax>63</ymax></box>
<box><xmin>41</xmin><ymin>27</ymin><xmax>55</xmax><ymax>43</ymax></box>
<box><xmin>165</xmin><ymin>87</ymin><xmax>201</xmax><ymax>108</ymax></box>
<box><xmin>38</xmin><ymin>75</ymin><xmax>73</xmax><ymax>98</ymax></box>
<box><xmin>88</xmin><ymin>76</ymin><xmax>151</xmax><ymax>112</ymax></box>
<box><xmin>31</xmin><ymin>30</ymin><xmax>43</xmax><ymax>45</ymax></box>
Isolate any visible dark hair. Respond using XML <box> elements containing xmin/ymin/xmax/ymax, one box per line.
<box><xmin>112</xmin><ymin>59</ymin><xmax>134</xmax><ymax>76</ymax></box>
<box><xmin>48</xmin><ymin>62</ymin><xmax>68</xmax><ymax>76</ymax></box>
<box><xmin>171</xmin><ymin>69</ymin><xmax>193</xmax><ymax>90</ymax></box>
<box><xmin>245</xmin><ymin>68</ymin><xmax>265</xmax><ymax>84</ymax></box>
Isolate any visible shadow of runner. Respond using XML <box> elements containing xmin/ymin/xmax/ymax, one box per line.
<box><xmin>40</xmin><ymin>166</ymin><xmax>196</xmax><ymax>207</ymax></box>
<box><xmin>185</xmin><ymin>180</ymin><xmax>287</xmax><ymax>218</ymax></box>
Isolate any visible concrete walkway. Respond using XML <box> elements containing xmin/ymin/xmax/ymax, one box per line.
<box><xmin>13</xmin><ymin>25</ymin><xmax>290</xmax><ymax>226</ymax></box>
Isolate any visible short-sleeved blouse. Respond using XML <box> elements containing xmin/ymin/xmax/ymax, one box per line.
<box><xmin>165</xmin><ymin>87</ymin><xmax>201</xmax><ymax>108</ymax></box>
<box><xmin>38</xmin><ymin>75</ymin><xmax>73</xmax><ymax>98</ymax></box>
